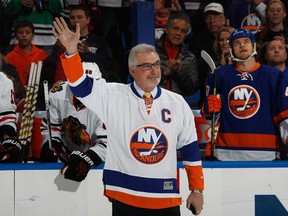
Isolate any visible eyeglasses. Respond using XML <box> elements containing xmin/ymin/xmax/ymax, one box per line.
<box><xmin>136</xmin><ymin>61</ymin><xmax>161</xmax><ymax>71</ymax></box>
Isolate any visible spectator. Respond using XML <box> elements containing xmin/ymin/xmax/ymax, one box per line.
<box><xmin>6</xmin><ymin>0</ymin><xmax>64</xmax><ymax>55</ymax></box>
<box><xmin>69</xmin><ymin>5</ymin><xmax>113</xmax><ymax>75</ymax></box>
<box><xmin>261</xmin><ymin>38</ymin><xmax>287</xmax><ymax>71</ymax></box>
<box><xmin>227</xmin><ymin>0</ymin><xmax>268</xmax><ymax>33</ymax></box>
<box><xmin>53</xmin><ymin>17</ymin><xmax>204</xmax><ymax>215</ymax></box>
<box><xmin>5</xmin><ymin>20</ymin><xmax>47</xmax><ymax>86</ymax></box>
<box><xmin>189</xmin><ymin>2</ymin><xmax>226</xmax><ymax>107</ymax></box>
<box><xmin>60</xmin><ymin>0</ymin><xmax>100</xmax><ymax>31</ymax></box>
<box><xmin>155</xmin><ymin>12</ymin><xmax>199</xmax><ymax>107</ymax></box>
<box><xmin>0</xmin><ymin>69</ymin><xmax>21</xmax><ymax>163</ymax></box>
<box><xmin>154</xmin><ymin>0</ymin><xmax>183</xmax><ymax>40</ymax></box>
<box><xmin>201</xmin><ymin>28</ymin><xmax>282</xmax><ymax>161</ymax></box>
<box><xmin>42</xmin><ymin>5</ymin><xmax>115</xmax><ymax>86</ymax></box>
<box><xmin>213</xmin><ymin>26</ymin><xmax>235</xmax><ymax>66</ymax></box>
<box><xmin>259</xmin><ymin>0</ymin><xmax>288</xmax><ymax>47</ymax></box>
<box><xmin>40</xmin><ymin>62</ymin><xmax>107</xmax><ymax>166</ymax></box>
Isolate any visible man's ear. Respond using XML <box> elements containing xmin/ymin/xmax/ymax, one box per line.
<box><xmin>129</xmin><ymin>67</ymin><xmax>135</xmax><ymax>79</ymax></box>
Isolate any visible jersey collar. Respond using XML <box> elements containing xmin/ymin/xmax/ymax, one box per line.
<box><xmin>130</xmin><ymin>82</ymin><xmax>161</xmax><ymax>99</ymax></box>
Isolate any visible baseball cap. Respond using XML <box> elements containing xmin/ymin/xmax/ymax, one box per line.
<box><xmin>203</xmin><ymin>3</ymin><xmax>224</xmax><ymax>14</ymax></box>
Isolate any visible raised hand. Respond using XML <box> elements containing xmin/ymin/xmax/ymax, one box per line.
<box><xmin>53</xmin><ymin>17</ymin><xmax>80</xmax><ymax>55</ymax></box>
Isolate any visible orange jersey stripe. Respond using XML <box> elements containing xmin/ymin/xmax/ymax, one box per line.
<box><xmin>60</xmin><ymin>53</ymin><xmax>84</xmax><ymax>83</ymax></box>
<box><xmin>274</xmin><ymin>109</ymin><xmax>288</xmax><ymax>126</ymax></box>
<box><xmin>104</xmin><ymin>190</ymin><xmax>182</xmax><ymax>209</ymax></box>
<box><xmin>184</xmin><ymin>165</ymin><xmax>204</xmax><ymax>190</ymax></box>
<box><xmin>217</xmin><ymin>133</ymin><xmax>277</xmax><ymax>149</ymax></box>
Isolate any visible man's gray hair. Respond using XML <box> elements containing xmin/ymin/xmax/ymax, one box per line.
<box><xmin>128</xmin><ymin>43</ymin><xmax>159</xmax><ymax>67</ymax></box>
<box><xmin>166</xmin><ymin>12</ymin><xmax>191</xmax><ymax>29</ymax></box>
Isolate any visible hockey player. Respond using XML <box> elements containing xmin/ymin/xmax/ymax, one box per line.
<box><xmin>0</xmin><ymin>71</ymin><xmax>22</xmax><ymax>162</ymax></box>
<box><xmin>53</xmin><ymin>17</ymin><xmax>204</xmax><ymax>215</ymax></box>
<box><xmin>201</xmin><ymin>28</ymin><xmax>282</xmax><ymax>161</ymax></box>
<box><xmin>40</xmin><ymin>61</ymin><xmax>107</xmax><ymax>181</ymax></box>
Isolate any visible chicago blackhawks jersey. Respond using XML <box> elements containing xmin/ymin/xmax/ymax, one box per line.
<box><xmin>40</xmin><ymin>81</ymin><xmax>107</xmax><ymax>161</ymax></box>
<box><xmin>0</xmin><ymin>72</ymin><xmax>17</xmax><ymax>139</ymax></box>
<box><xmin>204</xmin><ymin>63</ymin><xmax>282</xmax><ymax>161</ymax></box>
<box><xmin>61</xmin><ymin>54</ymin><xmax>204</xmax><ymax>209</ymax></box>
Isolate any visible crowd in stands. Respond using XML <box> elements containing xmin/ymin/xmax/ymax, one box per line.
<box><xmin>0</xmin><ymin>0</ymin><xmax>288</xmax><ymax>163</ymax></box>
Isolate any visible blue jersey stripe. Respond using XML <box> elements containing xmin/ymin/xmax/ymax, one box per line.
<box><xmin>70</xmin><ymin>77</ymin><xmax>94</xmax><ymax>98</ymax></box>
<box><xmin>103</xmin><ymin>169</ymin><xmax>179</xmax><ymax>194</ymax></box>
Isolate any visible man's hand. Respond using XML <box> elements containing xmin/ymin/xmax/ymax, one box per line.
<box><xmin>53</xmin><ymin>17</ymin><xmax>80</xmax><ymax>55</ymax></box>
<box><xmin>186</xmin><ymin>191</ymin><xmax>204</xmax><ymax>215</ymax></box>
<box><xmin>0</xmin><ymin>139</ymin><xmax>22</xmax><ymax>163</ymax></box>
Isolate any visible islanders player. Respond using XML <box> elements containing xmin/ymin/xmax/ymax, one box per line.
<box><xmin>202</xmin><ymin>28</ymin><xmax>282</xmax><ymax>161</ymax></box>
<box><xmin>53</xmin><ymin>17</ymin><xmax>204</xmax><ymax>215</ymax></box>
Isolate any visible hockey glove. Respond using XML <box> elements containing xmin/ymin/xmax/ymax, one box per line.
<box><xmin>40</xmin><ymin>137</ymin><xmax>63</xmax><ymax>162</ymax></box>
<box><xmin>0</xmin><ymin>139</ymin><xmax>22</xmax><ymax>163</ymax></box>
<box><xmin>63</xmin><ymin>116</ymin><xmax>91</xmax><ymax>146</ymax></box>
<box><xmin>203</xmin><ymin>94</ymin><xmax>222</xmax><ymax>114</ymax></box>
<box><xmin>62</xmin><ymin>150</ymin><xmax>102</xmax><ymax>182</ymax></box>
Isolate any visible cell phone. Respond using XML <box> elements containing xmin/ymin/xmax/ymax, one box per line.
<box><xmin>163</xmin><ymin>0</ymin><xmax>172</xmax><ymax>8</ymax></box>
<box><xmin>190</xmin><ymin>204</ymin><xmax>196</xmax><ymax>215</ymax></box>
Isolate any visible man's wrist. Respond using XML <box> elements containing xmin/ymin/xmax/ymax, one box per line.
<box><xmin>192</xmin><ymin>189</ymin><xmax>203</xmax><ymax>194</ymax></box>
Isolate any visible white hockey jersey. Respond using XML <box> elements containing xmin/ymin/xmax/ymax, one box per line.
<box><xmin>40</xmin><ymin>81</ymin><xmax>107</xmax><ymax>161</ymax></box>
<box><xmin>0</xmin><ymin>72</ymin><xmax>17</xmax><ymax>139</ymax></box>
<box><xmin>61</xmin><ymin>54</ymin><xmax>204</xmax><ymax>209</ymax></box>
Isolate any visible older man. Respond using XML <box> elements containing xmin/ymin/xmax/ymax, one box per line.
<box><xmin>155</xmin><ymin>12</ymin><xmax>199</xmax><ymax>107</ymax></box>
<box><xmin>53</xmin><ymin>17</ymin><xmax>204</xmax><ymax>216</ymax></box>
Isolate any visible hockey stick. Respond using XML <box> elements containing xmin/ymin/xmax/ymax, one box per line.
<box><xmin>200</xmin><ymin>50</ymin><xmax>216</xmax><ymax>159</ymax></box>
<box><xmin>19</xmin><ymin>61</ymin><xmax>42</xmax><ymax>162</ymax></box>
<box><xmin>43</xmin><ymin>80</ymin><xmax>70</xmax><ymax>162</ymax></box>
<box><xmin>43</xmin><ymin>80</ymin><xmax>52</xmax><ymax>150</ymax></box>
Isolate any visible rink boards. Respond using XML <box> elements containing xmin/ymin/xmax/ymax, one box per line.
<box><xmin>1</xmin><ymin>161</ymin><xmax>288</xmax><ymax>216</ymax></box>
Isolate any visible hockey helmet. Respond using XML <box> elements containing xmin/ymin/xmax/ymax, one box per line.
<box><xmin>229</xmin><ymin>28</ymin><xmax>256</xmax><ymax>47</ymax></box>
<box><xmin>82</xmin><ymin>62</ymin><xmax>102</xmax><ymax>80</ymax></box>
<box><xmin>229</xmin><ymin>28</ymin><xmax>257</xmax><ymax>62</ymax></box>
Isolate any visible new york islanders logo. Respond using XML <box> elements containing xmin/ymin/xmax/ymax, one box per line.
<box><xmin>130</xmin><ymin>126</ymin><xmax>168</xmax><ymax>164</ymax></box>
<box><xmin>241</xmin><ymin>13</ymin><xmax>263</xmax><ymax>34</ymax></box>
<box><xmin>228</xmin><ymin>85</ymin><xmax>260</xmax><ymax>119</ymax></box>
